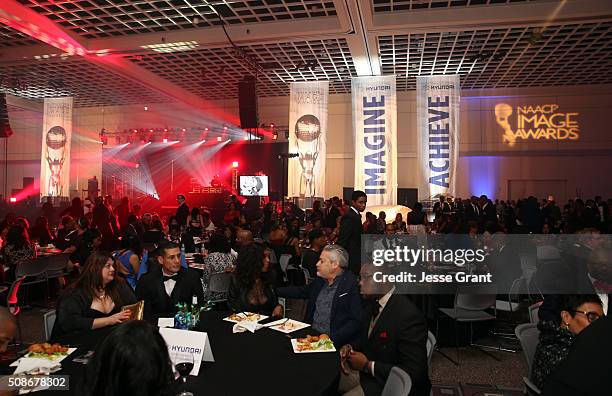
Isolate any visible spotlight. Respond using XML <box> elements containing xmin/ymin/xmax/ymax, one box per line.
<box><xmin>204</xmin><ymin>127</ymin><xmax>209</xmax><ymax>131</ymax></box>
<box><xmin>144</xmin><ymin>106</ymin><xmax>148</xmax><ymax>111</ymax></box>
<box><xmin>272</xmin><ymin>132</ymin><xmax>278</xmax><ymax>140</ymax></box>
<box><xmin>232</xmin><ymin>161</ymin><xmax>239</xmax><ymax>168</ymax></box>
<box><xmin>9</xmin><ymin>197</ymin><xmax>17</xmax><ymax>203</ymax></box>
<box><xmin>163</xmin><ymin>138</ymin><xmax>168</xmax><ymax>143</ymax></box>
<box><xmin>217</xmin><ymin>136</ymin><xmax>222</xmax><ymax>142</ymax></box>
<box><xmin>223</xmin><ymin>126</ymin><xmax>228</xmax><ymax>131</ymax></box>
<box><xmin>182</xmin><ymin>128</ymin><xmax>186</xmax><ymax>132</ymax></box>
<box><xmin>269</xmin><ymin>123</ymin><xmax>275</xmax><ymax>128</ymax></box>
<box><xmin>244</xmin><ymin>135</ymin><xmax>249</xmax><ymax>140</ymax></box>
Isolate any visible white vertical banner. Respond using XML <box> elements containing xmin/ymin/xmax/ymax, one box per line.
<box><xmin>40</xmin><ymin>97</ymin><xmax>73</xmax><ymax>198</ymax></box>
<box><xmin>288</xmin><ymin>81</ymin><xmax>328</xmax><ymax>199</ymax></box>
<box><xmin>352</xmin><ymin>75</ymin><xmax>397</xmax><ymax>206</ymax></box>
<box><xmin>416</xmin><ymin>75</ymin><xmax>460</xmax><ymax>201</ymax></box>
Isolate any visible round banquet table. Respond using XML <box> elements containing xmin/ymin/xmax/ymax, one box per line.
<box><xmin>15</xmin><ymin>312</ymin><xmax>340</xmax><ymax>396</ymax></box>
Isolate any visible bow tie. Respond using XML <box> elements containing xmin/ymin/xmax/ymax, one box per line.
<box><xmin>163</xmin><ymin>274</ymin><xmax>178</xmax><ymax>282</ymax></box>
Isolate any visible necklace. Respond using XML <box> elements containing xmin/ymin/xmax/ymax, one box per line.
<box><xmin>97</xmin><ymin>289</ymin><xmax>106</xmax><ymax>299</ymax></box>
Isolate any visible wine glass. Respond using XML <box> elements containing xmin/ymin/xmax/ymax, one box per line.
<box><xmin>175</xmin><ymin>353</ymin><xmax>194</xmax><ymax>396</ymax></box>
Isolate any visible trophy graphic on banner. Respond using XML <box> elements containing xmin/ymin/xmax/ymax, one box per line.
<box><xmin>495</xmin><ymin>103</ymin><xmax>516</xmax><ymax>146</ymax></box>
<box><xmin>294</xmin><ymin>114</ymin><xmax>321</xmax><ymax>198</ymax></box>
<box><xmin>45</xmin><ymin>126</ymin><xmax>67</xmax><ymax>196</ymax></box>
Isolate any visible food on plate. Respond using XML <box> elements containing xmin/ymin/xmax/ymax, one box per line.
<box><xmin>295</xmin><ymin>334</ymin><xmax>334</xmax><ymax>352</ymax></box>
<box><xmin>27</xmin><ymin>343</ymin><xmax>69</xmax><ymax>359</ymax></box>
<box><xmin>228</xmin><ymin>312</ymin><xmax>260</xmax><ymax>322</ymax></box>
<box><xmin>276</xmin><ymin>321</ymin><xmax>298</xmax><ymax>331</ymax></box>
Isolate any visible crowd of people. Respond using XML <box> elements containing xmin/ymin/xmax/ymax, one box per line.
<box><xmin>0</xmin><ymin>189</ymin><xmax>611</xmax><ymax>395</ymax></box>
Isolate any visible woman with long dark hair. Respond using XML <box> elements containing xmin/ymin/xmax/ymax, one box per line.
<box><xmin>187</xmin><ymin>207</ymin><xmax>204</xmax><ymax>237</ymax></box>
<box><xmin>203</xmin><ymin>233</ymin><xmax>235</xmax><ymax>301</ymax></box>
<box><xmin>30</xmin><ymin>216</ymin><xmax>54</xmax><ymax>246</ymax></box>
<box><xmin>52</xmin><ymin>251</ymin><xmax>136</xmax><ymax>339</ymax></box>
<box><xmin>228</xmin><ymin>243</ymin><xmax>282</xmax><ymax>316</ymax></box>
<box><xmin>1</xmin><ymin>224</ymin><xmax>36</xmax><ymax>280</ymax></box>
<box><xmin>78</xmin><ymin>321</ymin><xmax>173</xmax><ymax>396</ymax></box>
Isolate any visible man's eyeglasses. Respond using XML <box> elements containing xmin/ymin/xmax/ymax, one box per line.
<box><xmin>571</xmin><ymin>310</ymin><xmax>601</xmax><ymax>323</ymax></box>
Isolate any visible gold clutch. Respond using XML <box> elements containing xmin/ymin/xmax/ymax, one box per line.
<box><xmin>121</xmin><ymin>300</ymin><xmax>144</xmax><ymax>321</ymax></box>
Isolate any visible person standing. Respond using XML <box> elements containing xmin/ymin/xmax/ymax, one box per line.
<box><xmin>337</xmin><ymin>190</ymin><xmax>367</xmax><ymax>275</ymax></box>
<box><xmin>175</xmin><ymin>194</ymin><xmax>190</xmax><ymax>229</ymax></box>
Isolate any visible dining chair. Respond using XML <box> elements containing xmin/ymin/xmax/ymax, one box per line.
<box><xmin>208</xmin><ymin>272</ymin><xmax>231</xmax><ymax>303</ymax></box>
<box><xmin>426</xmin><ymin>331</ymin><xmax>436</xmax><ymax>367</ymax></box>
<box><xmin>7</xmin><ymin>275</ymin><xmax>26</xmax><ymax>342</ymax></box>
<box><xmin>436</xmin><ymin>283</ymin><xmax>499</xmax><ymax>365</ymax></box>
<box><xmin>515</xmin><ymin>323</ymin><xmax>541</xmax><ymax>395</ymax></box>
<box><xmin>381</xmin><ymin>367</ymin><xmax>412</xmax><ymax>396</ymax></box>
<box><xmin>15</xmin><ymin>259</ymin><xmax>49</xmax><ymax>305</ymax></box>
<box><xmin>528</xmin><ymin>301</ymin><xmax>542</xmax><ymax>324</ymax></box>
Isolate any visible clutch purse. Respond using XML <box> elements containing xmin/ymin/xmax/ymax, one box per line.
<box><xmin>121</xmin><ymin>300</ymin><xmax>145</xmax><ymax>321</ymax></box>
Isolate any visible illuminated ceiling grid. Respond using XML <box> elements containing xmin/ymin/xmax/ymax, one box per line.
<box><xmin>0</xmin><ymin>59</ymin><xmax>172</xmax><ymax>107</ymax></box>
<box><xmin>379</xmin><ymin>21</ymin><xmax>612</xmax><ymax>90</ymax></box>
<box><xmin>372</xmin><ymin>0</ymin><xmax>538</xmax><ymax>13</ymax></box>
<box><xmin>14</xmin><ymin>0</ymin><xmax>337</xmax><ymax>39</ymax></box>
<box><xmin>127</xmin><ymin>38</ymin><xmax>357</xmax><ymax>99</ymax></box>
<box><xmin>0</xmin><ymin>25</ymin><xmax>40</xmax><ymax>47</ymax></box>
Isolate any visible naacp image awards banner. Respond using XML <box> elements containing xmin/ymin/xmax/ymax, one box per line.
<box><xmin>288</xmin><ymin>81</ymin><xmax>328</xmax><ymax>199</ymax></box>
<box><xmin>416</xmin><ymin>75</ymin><xmax>460</xmax><ymax>201</ymax></box>
<box><xmin>351</xmin><ymin>75</ymin><xmax>397</xmax><ymax>206</ymax></box>
<box><xmin>40</xmin><ymin>97</ymin><xmax>73</xmax><ymax>198</ymax></box>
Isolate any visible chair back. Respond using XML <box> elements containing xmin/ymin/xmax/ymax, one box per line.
<box><xmin>42</xmin><ymin>253</ymin><xmax>70</xmax><ymax>278</ymax></box>
<box><xmin>268</xmin><ymin>249</ymin><xmax>278</xmax><ymax>264</ymax></box>
<box><xmin>43</xmin><ymin>310</ymin><xmax>57</xmax><ymax>341</ymax></box>
<box><xmin>208</xmin><ymin>272</ymin><xmax>231</xmax><ymax>294</ymax></box>
<box><xmin>7</xmin><ymin>276</ymin><xmax>26</xmax><ymax>314</ymax></box>
<box><xmin>528</xmin><ymin>301</ymin><xmax>542</xmax><ymax>324</ymax></box>
<box><xmin>426</xmin><ymin>331</ymin><xmax>436</xmax><ymax>366</ymax></box>
<box><xmin>15</xmin><ymin>259</ymin><xmax>47</xmax><ymax>279</ymax></box>
<box><xmin>279</xmin><ymin>254</ymin><xmax>292</xmax><ymax>273</ymax></box>
<box><xmin>381</xmin><ymin>366</ymin><xmax>412</xmax><ymax>396</ymax></box>
<box><xmin>455</xmin><ymin>284</ymin><xmax>497</xmax><ymax>311</ymax></box>
<box><xmin>515</xmin><ymin>323</ymin><xmax>540</xmax><ymax>375</ymax></box>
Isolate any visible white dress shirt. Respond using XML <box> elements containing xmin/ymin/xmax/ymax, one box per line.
<box><xmin>162</xmin><ymin>269</ymin><xmax>177</xmax><ymax>297</ymax></box>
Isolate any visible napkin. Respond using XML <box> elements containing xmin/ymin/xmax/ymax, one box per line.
<box><xmin>232</xmin><ymin>321</ymin><xmax>261</xmax><ymax>333</ymax></box>
<box><xmin>12</xmin><ymin>357</ymin><xmax>62</xmax><ymax>375</ymax></box>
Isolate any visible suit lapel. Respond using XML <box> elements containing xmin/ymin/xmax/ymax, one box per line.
<box><xmin>329</xmin><ymin>272</ymin><xmax>346</xmax><ymax>319</ymax></box>
<box><xmin>169</xmin><ymin>269</ymin><xmax>185</xmax><ymax>303</ymax></box>
<box><xmin>369</xmin><ymin>294</ymin><xmax>397</xmax><ymax>341</ymax></box>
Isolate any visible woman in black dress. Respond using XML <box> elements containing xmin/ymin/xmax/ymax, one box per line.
<box><xmin>228</xmin><ymin>243</ymin><xmax>283</xmax><ymax>317</ymax></box>
<box><xmin>52</xmin><ymin>251</ymin><xmax>136</xmax><ymax>340</ymax></box>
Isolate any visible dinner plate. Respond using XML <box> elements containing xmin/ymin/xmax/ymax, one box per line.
<box><xmin>267</xmin><ymin>319</ymin><xmax>310</xmax><ymax>334</ymax></box>
<box><xmin>223</xmin><ymin>312</ymin><xmax>268</xmax><ymax>324</ymax></box>
<box><xmin>290</xmin><ymin>339</ymin><xmax>336</xmax><ymax>353</ymax></box>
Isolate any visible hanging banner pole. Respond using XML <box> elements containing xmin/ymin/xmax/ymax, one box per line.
<box><xmin>351</xmin><ymin>75</ymin><xmax>397</xmax><ymax>206</ymax></box>
<box><xmin>40</xmin><ymin>97</ymin><xmax>73</xmax><ymax>198</ymax></box>
<box><xmin>416</xmin><ymin>75</ymin><xmax>460</xmax><ymax>201</ymax></box>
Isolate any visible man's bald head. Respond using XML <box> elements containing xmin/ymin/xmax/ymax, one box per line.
<box><xmin>0</xmin><ymin>307</ymin><xmax>17</xmax><ymax>353</ymax></box>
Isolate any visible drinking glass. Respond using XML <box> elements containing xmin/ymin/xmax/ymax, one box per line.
<box><xmin>175</xmin><ymin>353</ymin><xmax>194</xmax><ymax>396</ymax></box>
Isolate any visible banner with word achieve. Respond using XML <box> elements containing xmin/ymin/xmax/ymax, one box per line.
<box><xmin>416</xmin><ymin>75</ymin><xmax>460</xmax><ymax>201</ymax></box>
<box><xmin>288</xmin><ymin>81</ymin><xmax>328</xmax><ymax>199</ymax></box>
<box><xmin>40</xmin><ymin>97</ymin><xmax>73</xmax><ymax>198</ymax></box>
<box><xmin>351</xmin><ymin>75</ymin><xmax>397</xmax><ymax>206</ymax></box>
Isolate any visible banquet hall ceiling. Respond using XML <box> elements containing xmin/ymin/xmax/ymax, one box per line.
<box><xmin>1</xmin><ymin>0</ymin><xmax>611</xmax><ymax>107</ymax></box>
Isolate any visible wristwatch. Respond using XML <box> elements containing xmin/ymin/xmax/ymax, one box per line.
<box><xmin>362</xmin><ymin>360</ymin><xmax>371</xmax><ymax>375</ymax></box>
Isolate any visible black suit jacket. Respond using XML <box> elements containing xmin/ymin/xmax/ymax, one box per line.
<box><xmin>358</xmin><ymin>295</ymin><xmax>431</xmax><ymax>396</ymax></box>
<box><xmin>135</xmin><ymin>267</ymin><xmax>204</xmax><ymax>321</ymax></box>
<box><xmin>277</xmin><ymin>270</ymin><xmax>362</xmax><ymax>346</ymax></box>
<box><xmin>337</xmin><ymin>208</ymin><xmax>363</xmax><ymax>275</ymax></box>
<box><xmin>543</xmin><ymin>315</ymin><xmax>612</xmax><ymax>395</ymax></box>
<box><xmin>323</xmin><ymin>206</ymin><xmax>341</xmax><ymax>229</ymax></box>
<box><xmin>176</xmin><ymin>203</ymin><xmax>190</xmax><ymax>227</ymax></box>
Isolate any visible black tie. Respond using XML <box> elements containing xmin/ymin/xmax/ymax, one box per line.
<box><xmin>163</xmin><ymin>274</ymin><xmax>177</xmax><ymax>282</ymax></box>
<box><xmin>371</xmin><ymin>301</ymin><xmax>381</xmax><ymax>321</ymax></box>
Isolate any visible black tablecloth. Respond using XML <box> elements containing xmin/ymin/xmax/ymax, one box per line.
<box><xmin>8</xmin><ymin>312</ymin><xmax>339</xmax><ymax>396</ymax></box>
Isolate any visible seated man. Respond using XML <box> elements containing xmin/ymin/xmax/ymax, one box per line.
<box><xmin>277</xmin><ymin>244</ymin><xmax>361</xmax><ymax>347</ymax></box>
<box><xmin>136</xmin><ymin>241</ymin><xmax>204</xmax><ymax>321</ymax></box>
<box><xmin>0</xmin><ymin>307</ymin><xmax>17</xmax><ymax>354</ymax></box>
<box><xmin>339</xmin><ymin>262</ymin><xmax>431</xmax><ymax>396</ymax></box>
<box><xmin>301</xmin><ymin>229</ymin><xmax>326</xmax><ymax>278</ymax></box>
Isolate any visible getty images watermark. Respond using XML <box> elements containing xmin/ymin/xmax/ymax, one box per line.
<box><xmin>361</xmin><ymin>233</ymin><xmax>612</xmax><ymax>295</ymax></box>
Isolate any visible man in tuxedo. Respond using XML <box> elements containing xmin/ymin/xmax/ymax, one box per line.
<box><xmin>464</xmin><ymin>196</ymin><xmax>481</xmax><ymax>223</ymax></box>
<box><xmin>479</xmin><ymin>195</ymin><xmax>497</xmax><ymax>223</ymax></box>
<box><xmin>543</xmin><ymin>314</ymin><xmax>612</xmax><ymax>395</ymax></box>
<box><xmin>323</xmin><ymin>199</ymin><xmax>341</xmax><ymax>229</ymax></box>
<box><xmin>175</xmin><ymin>194</ymin><xmax>190</xmax><ymax>228</ymax></box>
<box><xmin>432</xmin><ymin>196</ymin><xmax>451</xmax><ymax>219</ymax></box>
<box><xmin>277</xmin><ymin>244</ymin><xmax>362</xmax><ymax>346</ymax></box>
<box><xmin>337</xmin><ymin>190</ymin><xmax>367</xmax><ymax>275</ymax></box>
<box><xmin>136</xmin><ymin>241</ymin><xmax>204</xmax><ymax>321</ymax></box>
<box><xmin>339</xmin><ymin>263</ymin><xmax>431</xmax><ymax>396</ymax></box>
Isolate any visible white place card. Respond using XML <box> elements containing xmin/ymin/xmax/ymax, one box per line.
<box><xmin>159</xmin><ymin>328</ymin><xmax>214</xmax><ymax>376</ymax></box>
<box><xmin>157</xmin><ymin>317</ymin><xmax>175</xmax><ymax>328</ymax></box>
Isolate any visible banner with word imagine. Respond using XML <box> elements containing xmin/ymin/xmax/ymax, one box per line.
<box><xmin>352</xmin><ymin>75</ymin><xmax>397</xmax><ymax>206</ymax></box>
<box><xmin>40</xmin><ymin>97</ymin><xmax>73</xmax><ymax>198</ymax></box>
<box><xmin>416</xmin><ymin>75</ymin><xmax>460</xmax><ymax>201</ymax></box>
<box><xmin>288</xmin><ymin>81</ymin><xmax>328</xmax><ymax>199</ymax></box>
